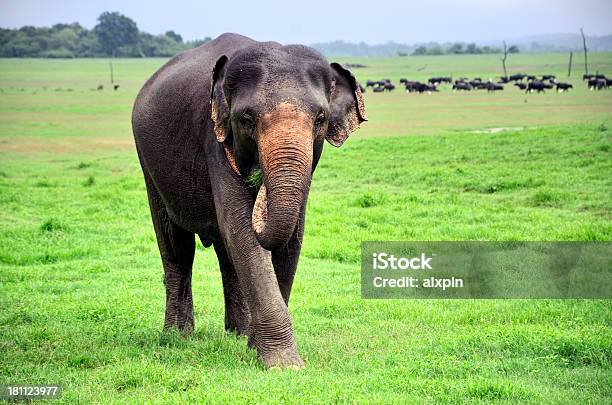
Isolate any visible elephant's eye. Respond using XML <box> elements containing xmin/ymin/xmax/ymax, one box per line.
<box><xmin>240</xmin><ymin>113</ymin><xmax>255</xmax><ymax>129</ymax></box>
<box><xmin>314</xmin><ymin>111</ymin><xmax>327</xmax><ymax>127</ymax></box>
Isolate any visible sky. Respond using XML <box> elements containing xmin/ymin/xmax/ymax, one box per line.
<box><xmin>1</xmin><ymin>0</ymin><xmax>611</xmax><ymax>44</ymax></box>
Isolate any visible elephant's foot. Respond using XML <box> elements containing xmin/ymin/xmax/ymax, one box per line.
<box><xmin>259</xmin><ymin>347</ymin><xmax>304</xmax><ymax>369</ymax></box>
<box><xmin>163</xmin><ymin>270</ymin><xmax>194</xmax><ymax>336</ymax></box>
<box><xmin>160</xmin><ymin>322</ymin><xmax>193</xmax><ymax>347</ymax></box>
<box><xmin>163</xmin><ymin>300</ymin><xmax>195</xmax><ymax>336</ymax></box>
<box><xmin>163</xmin><ymin>316</ymin><xmax>194</xmax><ymax>336</ymax></box>
<box><xmin>225</xmin><ymin>305</ymin><xmax>251</xmax><ymax>336</ymax></box>
<box><xmin>247</xmin><ymin>314</ymin><xmax>304</xmax><ymax>369</ymax></box>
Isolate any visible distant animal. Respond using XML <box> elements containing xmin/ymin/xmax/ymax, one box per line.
<box><xmin>514</xmin><ymin>82</ymin><xmax>527</xmax><ymax>90</ymax></box>
<box><xmin>471</xmin><ymin>81</ymin><xmax>488</xmax><ymax>90</ymax></box>
<box><xmin>487</xmin><ymin>82</ymin><xmax>504</xmax><ymax>92</ymax></box>
<box><xmin>526</xmin><ymin>75</ymin><xmax>536</xmax><ymax>81</ymax></box>
<box><xmin>399</xmin><ymin>78</ymin><xmax>408</xmax><ymax>84</ymax></box>
<box><xmin>97</xmin><ymin>85</ymin><xmax>103</xmax><ymax>91</ymax></box>
<box><xmin>498</xmin><ymin>76</ymin><xmax>510</xmax><ymax>84</ymax></box>
<box><xmin>583</xmin><ymin>74</ymin><xmax>594</xmax><ymax>81</ymax></box>
<box><xmin>590</xmin><ymin>75</ymin><xmax>612</xmax><ymax>88</ymax></box>
<box><xmin>344</xmin><ymin>63</ymin><xmax>367</xmax><ymax>68</ymax></box>
<box><xmin>113</xmin><ymin>84</ymin><xmax>120</xmax><ymax>91</ymax></box>
<box><xmin>366</xmin><ymin>80</ymin><xmax>377</xmax><ymax>88</ymax></box>
<box><xmin>404</xmin><ymin>81</ymin><xmax>419</xmax><ymax>92</ymax></box>
<box><xmin>542</xmin><ymin>75</ymin><xmax>556</xmax><ymax>81</ymax></box>
<box><xmin>589</xmin><ymin>78</ymin><xmax>607</xmax><ymax>90</ymax></box>
<box><xmin>428</xmin><ymin>76</ymin><xmax>451</xmax><ymax>85</ymax></box>
<box><xmin>526</xmin><ymin>80</ymin><xmax>546</xmax><ymax>93</ymax></box>
<box><xmin>417</xmin><ymin>82</ymin><xmax>438</xmax><ymax>93</ymax></box>
<box><xmin>406</xmin><ymin>82</ymin><xmax>420</xmax><ymax>93</ymax></box>
<box><xmin>373</xmin><ymin>86</ymin><xmax>385</xmax><ymax>92</ymax></box>
<box><xmin>373</xmin><ymin>80</ymin><xmax>390</xmax><ymax>88</ymax></box>
<box><xmin>555</xmin><ymin>82</ymin><xmax>573</xmax><ymax>92</ymax></box>
<box><xmin>384</xmin><ymin>83</ymin><xmax>395</xmax><ymax>92</ymax></box>
<box><xmin>452</xmin><ymin>82</ymin><xmax>472</xmax><ymax>91</ymax></box>
<box><xmin>509</xmin><ymin>73</ymin><xmax>525</xmax><ymax>81</ymax></box>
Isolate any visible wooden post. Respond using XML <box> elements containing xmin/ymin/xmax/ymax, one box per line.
<box><xmin>580</xmin><ymin>27</ymin><xmax>588</xmax><ymax>76</ymax></box>
<box><xmin>567</xmin><ymin>51</ymin><xmax>573</xmax><ymax>78</ymax></box>
<box><xmin>109</xmin><ymin>60</ymin><xmax>114</xmax><ymax>85</ymax></box>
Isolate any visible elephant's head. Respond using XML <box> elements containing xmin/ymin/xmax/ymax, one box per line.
<box><xmin>210</xmin><ymin>45</ymin><xmax>367</xmax><ymax>251</ymax></box>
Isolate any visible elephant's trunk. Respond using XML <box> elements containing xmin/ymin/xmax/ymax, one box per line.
<box><xmin>252</xmin><ymin>103</ymin><xmax>313</xmax><ymax>251</ymax></box>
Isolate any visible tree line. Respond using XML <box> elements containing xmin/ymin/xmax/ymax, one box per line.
<box><xmin>0</xmin><ymin>12</ymin><xmax>210</xmax><ymax>58</ymax></box>
<box><xmin>312</xmin><ymin>40</ymin><xmax>520</xmax><ymax>57</ymax></box>
<box><xmin>407</xmin><ymin>43</ymin><xmax>519</xmax><ymax>56</ymax></box>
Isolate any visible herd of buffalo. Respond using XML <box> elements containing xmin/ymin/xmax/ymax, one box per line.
<box><xmin>363</xmin><ymin>73</ymin><xmax>612</xmax><ymax>94</ymax></box>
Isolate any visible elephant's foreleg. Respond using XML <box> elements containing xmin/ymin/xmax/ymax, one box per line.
<box><xmin>206</xmin><ymin>150</ymin><xmax>303</xmax><ymax>368</ymax></box>
<box><xmin>144</xmin><ymin>173</ymin><xmax>195</xmax><ymax>334</ymax></box>
<box><xmin>212</xmin><ymin>241</ymin><xmax>251</xmax><ymax>335</ymax></box>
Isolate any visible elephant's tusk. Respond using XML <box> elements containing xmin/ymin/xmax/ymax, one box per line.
<box><xmin>252</xmin><ymin>184</ymin><xmax>268</xmax><ymax>235</ymax></box>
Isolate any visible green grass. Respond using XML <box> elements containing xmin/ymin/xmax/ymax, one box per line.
<box><xmin>0</xmin><ymin>55</ymin><xmax>611</xmax><ymax>403</ymax></box>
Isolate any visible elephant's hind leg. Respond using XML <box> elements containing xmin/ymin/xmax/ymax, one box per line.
<box><xmin>144</xmin><ymin>173</ymin><xmax>196</xmax><ymax>334</ymax></box>
<box><xmin>212</xmin><ymin>242</ymin><xmax>251</xmax><ymax>335</ymax></box>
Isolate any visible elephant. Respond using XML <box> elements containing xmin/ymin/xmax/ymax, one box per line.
<box><xmin>131</xmin><ymin>33</ymin><xmax>367</xmax><ymax>368</ymax></box>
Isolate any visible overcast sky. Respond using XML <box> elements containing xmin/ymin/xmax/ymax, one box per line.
<box><xmin>1</xmin><ymin>0</ymin><xmax>611</xmax><ymax>44</ymax></box>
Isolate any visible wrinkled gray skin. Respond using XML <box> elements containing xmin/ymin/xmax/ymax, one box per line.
<box><xmin>132</xmin><ymin>33</ymin><xmax>366</xmax><ymax>368</ymax></box>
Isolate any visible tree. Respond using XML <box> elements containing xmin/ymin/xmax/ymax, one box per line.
<box><xmin>508</xmin><ymin>45</ymin><xmax>520</xmax><ymax>53</ymax></box>
<box><xmin>448</xmin><ymin>43</ymin><xmax>464</xmax><ymax>54</ymax></box>
<box><xmin>500</xmin><ymin>41</ymin><xmax>508</xmax><ymax>77</ymax></box>
<box><xmin>49</xmin><ymin>28</ymin><xmax>79</xmax><ymax>52</ymax></box>
<box><xmin>186</xmin><ymin>37</ymin><xmax>212</xmax><ymax>48</ymax></box>
<box><xmin>580</xmin><ymin>27</ymin><xmax>588</xmax><ymax>75</ymax></box>
<box><xmin>412</xmin><ymin>46</ymin><xmax>427</xmax><ymax>55</ymax></box>
<box><xmin>94</xmin><ymin>12</ymin><xmax>139</xmax><ymax>56</ymax></box>
<box><xmin>165</xmin><ymin>30</ymin><xmax>182</xmax><ymax>43</ymax></box>
<box><xmin>427</xmin><ymin>45</ymin><xmax>443</xmax><ymax>56</ymax></box>
<box><xmin>465</xmin><ymin>43</ymin><xmax>481</xmax><ymax>54</ymax></box>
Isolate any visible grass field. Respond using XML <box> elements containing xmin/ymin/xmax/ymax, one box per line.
<box><xmin>1</xmin><ymin>53</ymin><xmax>611</xmax><ymax>403</ymax></box>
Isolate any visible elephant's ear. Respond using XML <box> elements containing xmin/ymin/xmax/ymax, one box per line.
<box><xmin>210</xmin><ymin>55</ymin><xmax>230</xmax><ymax>143</ymax></box>
<box><xmin>326</xmin><ymin>63</ymin><xmax>367</xmax><ymax>147</ymax></box>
